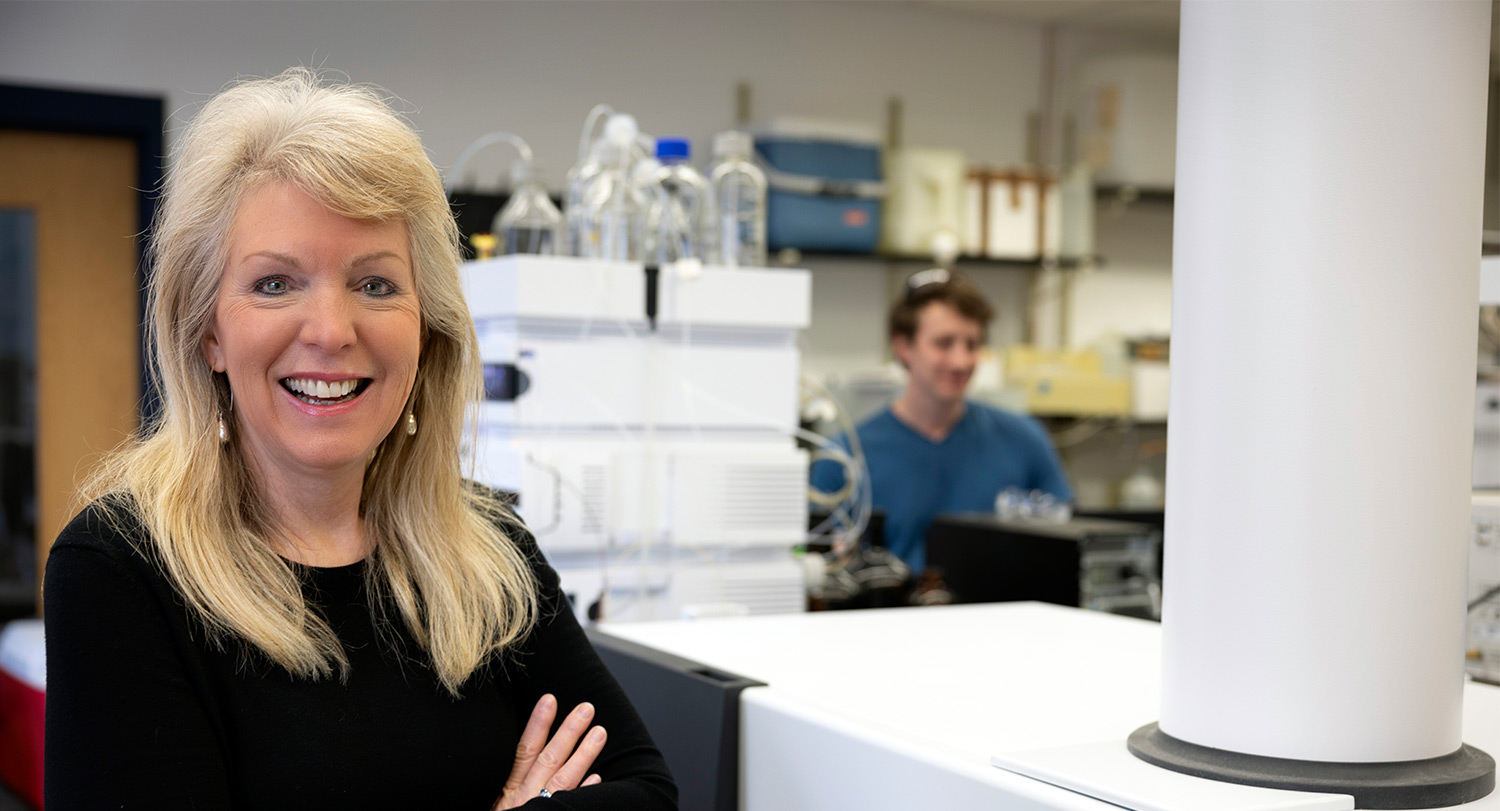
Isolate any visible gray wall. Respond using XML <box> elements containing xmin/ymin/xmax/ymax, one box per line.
<box><xmin>0</xmin><ymin>0</ymin><xmax>1176</xmax><ymax>379</ymax></box>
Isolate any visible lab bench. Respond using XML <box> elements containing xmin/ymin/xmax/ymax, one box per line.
<box><xmin>594</xmin><ymin>602</ymin><xmax>1500</xmax><ymax>811</ymax></box>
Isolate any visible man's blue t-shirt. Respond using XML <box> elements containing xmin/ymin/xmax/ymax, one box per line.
<box><xmin>810</xmin><ymin>402</ymin><xmax>1073</xmax><ymax>573</ymax></box>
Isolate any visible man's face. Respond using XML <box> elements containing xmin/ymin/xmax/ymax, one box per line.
<box><xmin>893</xmin><ymin>301</ymin><xmax>984</xmax><ymax>406</ymax></box>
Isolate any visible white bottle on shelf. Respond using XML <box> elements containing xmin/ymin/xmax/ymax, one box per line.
<box><xmin>708</xmin><ymin>130</ymin><xmax>767</xmax><ymax>268</ymax></box>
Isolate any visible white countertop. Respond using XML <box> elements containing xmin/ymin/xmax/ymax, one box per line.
<box><xmin>608</xmin><ymin>602</ymin><xmax>1163</xmax><ymax>761</ymax></box>
<box><xmin>602</xmin><ymin>602</ymin><xmax>1500</xmax><ymax>811</ymax></box>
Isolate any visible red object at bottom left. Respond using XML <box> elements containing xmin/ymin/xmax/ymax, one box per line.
<box><xmin>0</xmin><ymin>620</ymin><xmax>45</xmax><ymax>810</ymax></box>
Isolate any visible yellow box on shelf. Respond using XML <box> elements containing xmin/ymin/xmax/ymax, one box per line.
<box><xmin>1003</xmin><ymin>346</ymin><xmax>1131</xmax><ymax>417</ymax></box>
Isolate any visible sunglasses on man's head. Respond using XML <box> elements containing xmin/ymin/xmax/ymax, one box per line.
<box><xmin>904</xmin><ymin>268</ymin><xmax>952</xmax><ymax>302</ymax></box>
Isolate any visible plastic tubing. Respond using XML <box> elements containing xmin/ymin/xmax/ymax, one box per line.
<box><xmin>444</xmin><ymin>132</ymin><xmax>534</xmax><ymax>195</ymax></box>
<box><xmin>577</xmin><ymin>104</ymin><xmax>616</xmax><ymax>169</ymax></box>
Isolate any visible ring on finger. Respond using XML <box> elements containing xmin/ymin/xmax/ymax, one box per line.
<box><xmin>539</xmin><ymin>787</ymin><xmax>553</xmax><ymax>798</ymax></box>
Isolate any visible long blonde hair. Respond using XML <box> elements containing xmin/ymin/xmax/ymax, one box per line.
<box><xmin>83</xmin><ymin>68</ymin><xmax>536</xmax><ymax>694</ymax></box>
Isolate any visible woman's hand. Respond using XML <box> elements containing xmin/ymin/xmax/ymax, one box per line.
<box><xmin>492</xmin><ymin>694</ymin><xmax>607</xmax><ymax>809</ymax></box>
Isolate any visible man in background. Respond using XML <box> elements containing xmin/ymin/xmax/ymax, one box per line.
<box><xmin>812</xmin><ymin>270</ymin><xmax>1072</xmax><ymax>574</ymax></box>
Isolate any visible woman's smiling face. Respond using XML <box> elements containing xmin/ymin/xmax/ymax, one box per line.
<box><xmin>202</xmin><ymin>180</ymin><xmax>421</xmax><ymax>490</ymax></box>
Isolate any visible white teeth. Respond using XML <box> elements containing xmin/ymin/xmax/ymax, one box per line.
<box><xmin>283</xmin><ymin>378</ymin><xmax>360</xmax><ymax>399</ymax></box>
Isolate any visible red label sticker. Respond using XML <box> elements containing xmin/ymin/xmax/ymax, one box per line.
<box><xmin>842</xmin><ymin>208</ymin><xmax>869</xmax><ymax>228</ymax></box>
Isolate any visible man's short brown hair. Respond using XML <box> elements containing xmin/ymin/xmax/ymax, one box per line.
<box><xmin>888</xmin><ymin>271</ymin><xmax>995</xmax><ymax>342</ymax></box>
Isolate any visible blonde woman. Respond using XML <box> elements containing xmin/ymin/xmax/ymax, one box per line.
<box><xmin>43</xmin><ymin>69</ymin><xmax>676</xmax><ymax>810</ymax></box>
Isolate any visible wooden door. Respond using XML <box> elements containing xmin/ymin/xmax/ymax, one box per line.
<box><xmin>0</xmin><ymin>130</ymin><xmax>141</xmax><ymax>605</ymax></box>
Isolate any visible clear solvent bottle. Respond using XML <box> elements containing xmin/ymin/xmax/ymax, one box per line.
<box><xmin>578</xmin><ymin>114</ymin><xmax>641</xmax><ymax>261</ymax></box>
<box><xmin>708</xmin><ymin>130</ymin><xmax>767</xmax><ymax>268</ymax></box>
<box><xmin>493</xmin><ymin>161</ymin><xmax>562</xmax><ymax>255</ymax></box>
<box><xmin>563</xmin><ymin>158</ymin><xmax>595</xmax><ymax>257</ymax></box>
<box><xmin>641</xmin><ymin>136</ymin><xmax>710</xmax><ymax>265</ymax></box>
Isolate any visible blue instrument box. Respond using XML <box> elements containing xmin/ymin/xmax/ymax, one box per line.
<box><xmin>754</xmin><ymin>121</ymin><xmax>885</xmax><ymax>254</ymax></box>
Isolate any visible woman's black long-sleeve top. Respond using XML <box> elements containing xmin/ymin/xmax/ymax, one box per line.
<box><xmin>43</xmin><ymin>498</ymin><xmax>677</xmax><ymax>810</ymax></box>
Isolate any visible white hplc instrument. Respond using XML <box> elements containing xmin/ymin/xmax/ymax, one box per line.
<box><xmin>463</xmin><ymin>255</ymin><xmax>812</xmax><ymax>622</ymax></box>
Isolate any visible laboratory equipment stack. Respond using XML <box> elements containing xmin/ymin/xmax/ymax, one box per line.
<box><xmin>463</xmin><ymin>255</ymin><xmax>811</xmax><ymax>622</ymax></box>
<box><xmin>453</xmin><ymin>108</ymin><xmax>802</xmax><ymax>621</ymax></box>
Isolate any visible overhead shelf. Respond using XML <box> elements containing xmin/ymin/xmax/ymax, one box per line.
<box><xmin>773</xmin><ymin>249</ymin><xmax>1102</xmax><ymax>270</ymax></box>
<box><xmin>1095</xmin><ymin>184</ymin><xmax>1174</xmax><ymax>205</ymax></box>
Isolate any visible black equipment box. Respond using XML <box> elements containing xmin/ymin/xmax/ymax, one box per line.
<box><xmin>925</xmin><ymin>513</ymin><xmax>1162</xmax><ymax>619</ymax></box>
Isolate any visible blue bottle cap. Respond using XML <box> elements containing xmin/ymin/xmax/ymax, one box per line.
<box><xmin>655</xmin><ymin>137</ymin><xmax>691</xmax><ymax>161</ymax></box>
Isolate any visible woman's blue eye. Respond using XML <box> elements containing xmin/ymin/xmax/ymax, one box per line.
<box><xmin>254</xmin><ymin>277</ymin><xmax>289</xmax><ymax>295</ymax></box>
<box><xmin>362</xmin><ymin>278</ymin><xmax>396</xmax><ymax>296</ymax></box>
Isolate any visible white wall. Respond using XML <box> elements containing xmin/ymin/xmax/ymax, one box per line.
<box><xmin>1071</xmin><ymin>199</ymin><xmax>1174</xmax><ymax>349</ymax></box>
<box><xmin>0</xmin><ymin>0</ymin><xmax>1177</xmax><ymax>380</ymax></box>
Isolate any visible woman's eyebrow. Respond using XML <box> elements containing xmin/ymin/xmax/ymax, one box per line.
<box><xmin>350</xmin><ymin>250</ymin><xmax>405</xmax><ymax>268</ymax></box>
<box><xmin>243</xmin><ymin>250</ymin><xmax>301</xmax><ymax>268</ymax></box>
<box><xmin>239</xmin><ymin>250</ymin><xmax>406</xmax><ymax>268</ymax></box>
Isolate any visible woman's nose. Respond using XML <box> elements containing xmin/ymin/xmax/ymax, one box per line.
<box><xmin>300</xmin><ymin>289</ymin><xmax>357</xmax><ymax>353</ymax></box>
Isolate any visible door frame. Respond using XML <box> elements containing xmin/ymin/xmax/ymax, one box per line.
<box><xmin>0</xmin><ymin>82</ymin><xmax>164</xmax><ymax>419</ymax></box>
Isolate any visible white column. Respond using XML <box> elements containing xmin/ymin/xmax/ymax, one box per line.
<box><xmin>1161</xmin><ymin>0</ymin><xmax>1491</xmax><ymax>763</ymax></box>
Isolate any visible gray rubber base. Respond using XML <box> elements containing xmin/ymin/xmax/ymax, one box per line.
<box><xmin>1127</xmin><ymin>723</ymin><xmax>1495</xmax><ymax>809</ymax></box>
